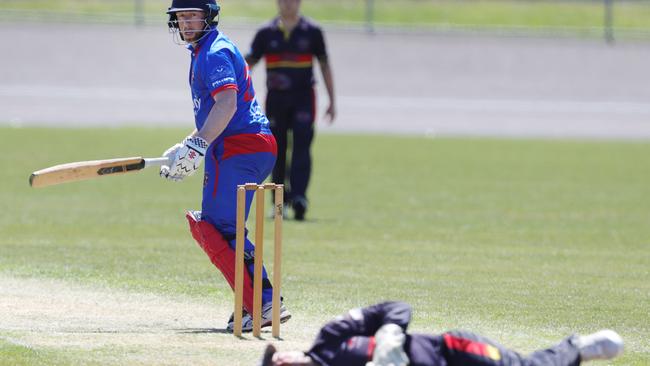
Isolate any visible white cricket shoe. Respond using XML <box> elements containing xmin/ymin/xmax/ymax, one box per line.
<box><xmin>576</xmin><ymin>329</ymin><xmax>624</xmax><ymax>361</ymax></box>
<box><xmin>226</xmin><ymin>309</ymin><xmax>249</xmax><ymax>332</ymax></box>
<box><xmin>227</xmin><ymin>302</ymin><xmax>291</xmax><ymax>333</ymax></box>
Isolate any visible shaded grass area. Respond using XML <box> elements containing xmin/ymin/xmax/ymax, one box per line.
<box><xmin>1</xmin><ymin>0</ymin><xmax>649</xmax><ymax>31</ymax></box>
<box><xmin>1</xmin><ymin>127</ymin><xmax>649</xmax><ymax>364</ymax></box>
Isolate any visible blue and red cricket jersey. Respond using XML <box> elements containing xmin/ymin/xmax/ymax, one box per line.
<box><xmin>188</xmin><ymin>28</ymin><xmax>270</xmax><ymax>137</ymax></box>
<box><xmin>186</xmin><ymin>27</ymin><xmax>276</xmax><ymax>305</ymax></box>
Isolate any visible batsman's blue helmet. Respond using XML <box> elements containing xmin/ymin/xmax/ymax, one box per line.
<box><xmin>167</xmin><ymin>0</ymin><xmax>221</xmax><ymax>29</ymax></box>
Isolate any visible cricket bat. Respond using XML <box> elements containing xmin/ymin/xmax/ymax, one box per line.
<box><xmin>29</xmin><ymin>156</ymin><xmax>170</xmax><ymax>188</ymax></box>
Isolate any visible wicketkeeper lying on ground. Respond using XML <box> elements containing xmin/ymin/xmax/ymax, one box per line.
<box><xmin>259</xmin><ymin>301</ymin><xmax>623</xmax><ymax>366</ymax></box>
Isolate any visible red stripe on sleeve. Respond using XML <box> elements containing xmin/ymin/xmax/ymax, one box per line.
<box><xmin>210</xmin><ymin>84</ymin><xmax>239</xmax><ymax>97</ymax></box>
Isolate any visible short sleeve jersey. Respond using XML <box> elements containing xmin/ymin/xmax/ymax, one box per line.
<box><xmin>188</xmin><ymin>29</ymin><xmax>270</xmax><ymax>138</ymax></box>
<box><xmin>248</xmin><ymin>17</ymin><xmax>328</xmax><ymax>92</ymax></box>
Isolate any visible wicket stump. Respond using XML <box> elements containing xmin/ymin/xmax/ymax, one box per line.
<box><xmin>234</xmin><ymin>183</ymin><xmax>283</xmax><ymax>337</ymax></box>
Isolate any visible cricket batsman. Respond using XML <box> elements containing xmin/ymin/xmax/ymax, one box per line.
<box><xmin>161</xmin><ymin>0</ymin><xmax>290</xmax><ymax>331</ymax></box>
<box><xmin>259</xmin><ymin>301</ymin><xmax>624</xmax><ymax>366</ymax></box>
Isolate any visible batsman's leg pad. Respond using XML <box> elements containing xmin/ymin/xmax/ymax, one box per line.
<box><xmin>232</xmin><ymin>236</ymin><xmax>274</xmax><ymax>305</ymax></box>
<box><xmin>222</xmin><ymin>231</ymin><xmax>274</xmax><ymax>305</ymax></box>
<box><xmin>186</xmin><ymin>212</ymin><xmax>256</xmax><ymax>313</ymax></box>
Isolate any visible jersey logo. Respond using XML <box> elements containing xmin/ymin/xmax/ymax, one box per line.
<box><xmin>193</xmin><ymin>97</ymin><xmax>201</xmax><ymax>115</ymax></box>
<box><xmin>212</xmin><ymin>77</ymin><xmax>236</xmax><ymax>89</ymax></box>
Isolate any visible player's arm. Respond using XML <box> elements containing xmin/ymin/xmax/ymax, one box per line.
<box><xmin>195</xmin><ymin>89</ymin><xmax>237</xmax><ymax>143</ymax></box>
<box><xmin>245</xmin><ymin>56</ymin><xmax>260</xmax><ymax>69</ymax></box>
<box><xmin>160</xmin><ymin>52</ymin><xmax>238</xmax><ymax>181</ymax></box>
<box><xmin>306</xmin><ymin>302</ymin><xmax>411</xmax><ymax>364</ymax></box>
<box><xmin>246</xmin><ymin>29</ymin><xmax>265</xmax><ymax>70</ymax></box>
<box><xmin>313</xmin><ymin>28</ymin><xmax>335</xmax><ymax>123</ymax></box>
<box><xmin>161</xmin><ymin>92</ymin><xmax>235</xmax><ymax>181</ymax></box>
<box><xmin>359</xmin><ymin>301</ymin><xmax>412</xmax><ymax>333</ymax></box>
<box><xmin>318</xmin><ymin>58</ymin><xmax>336</xmax><ymax>123</ymax></box>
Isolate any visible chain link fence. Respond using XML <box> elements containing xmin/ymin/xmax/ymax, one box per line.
<box><xmin>1</xmin><ymin>0</ymin><xmax>649</xmax><ymax>41</ymax></box>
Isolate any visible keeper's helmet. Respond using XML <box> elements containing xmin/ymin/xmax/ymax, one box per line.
<box><xmin>167</xmin><ymin>0</ymin><xmax>221</xmax><ymax>43</ymax></box>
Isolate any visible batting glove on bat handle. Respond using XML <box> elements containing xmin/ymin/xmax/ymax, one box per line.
<box><xmin>159</xmin><ymin>142</ymin><xmax>182</xmax><ymax>180</ymax></box>
<box><xmin>162</xmin><ymin>136</ymin><xmax>209</xmax><ymax>181</ymax></box>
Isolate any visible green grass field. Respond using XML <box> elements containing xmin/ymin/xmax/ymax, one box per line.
<box><xmin>1</xmin><ymin>0</ymin><xmax>650</xmax><ymax>32</ymax></box>
<box><xmin>1</xmin><ymin>127</ymin><xmax>649</xmax><ymax>365</ymax></box>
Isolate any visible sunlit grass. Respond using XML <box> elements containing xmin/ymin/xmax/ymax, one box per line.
<box><xmin>1</xmin><ymin>128</ymin><xmax>649</xmax><ymax>364</ymax></box>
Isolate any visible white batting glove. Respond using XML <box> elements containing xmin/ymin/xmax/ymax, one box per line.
<box><xmin>160</xmin><ymin>136</ymin><xmax>208</xmax><ymax>182</ymax></box>
<box><xmin>159</xmin><ymin>142</ymin><xmax>182</xmax><ymax>180</ymax></box>
<box><xmin>366</xmin><ymin>324</ymin><xmax>409</xmax><ymax>366</ymax></box>
<box><xmin>162</xmin><ymin>142</ymin><xmax>183</xmax><ymax>160</ymax></box>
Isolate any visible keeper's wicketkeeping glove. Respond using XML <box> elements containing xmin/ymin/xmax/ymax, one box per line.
<box><xmin>366</xmin><ymin>323</ymin><xmax>410</xmax><ymax>366</ymax></box>
<box><xmin>160</xmin><ymin>136</ymin><xmax>208</xmax><ymax>182</ymax></box>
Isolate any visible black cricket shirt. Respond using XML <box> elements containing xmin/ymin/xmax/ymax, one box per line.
<box><xmin>248</xmin><ymin>16</ymin><xmax>328</xmax><ymax>92</ymax></box>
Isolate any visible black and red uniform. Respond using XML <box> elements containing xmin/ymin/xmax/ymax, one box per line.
<box><xmin>247</xmin><ymin>16</ymin><xmax>328</xmax><ymax>209</ymax></box>
<box><xmin>306</xmin><ymin>302</ymin><xmax>582</xmax><ymax>366</ymax></box>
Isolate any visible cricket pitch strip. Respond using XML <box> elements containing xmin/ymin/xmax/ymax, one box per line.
<box><xmin>0</xmin><ymin>276</ymin><xmax>314</xmax><ymax>365</ymax></box>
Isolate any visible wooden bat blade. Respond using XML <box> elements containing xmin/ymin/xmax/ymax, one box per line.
<box><xmin>30</xmin><ymin>157</ymin><xmax>150</xmax><ymax>188</ymax></box>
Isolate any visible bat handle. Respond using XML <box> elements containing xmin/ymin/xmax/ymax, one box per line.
<box><xmin>144</xmin><ymin>157</ymin><xmax>171</xmax><ymax>168</ymax></box>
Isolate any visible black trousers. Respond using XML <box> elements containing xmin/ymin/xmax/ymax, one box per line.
<box><xmin>439</xmin><ymin>330</ymin><xmax>581</xmax><ymax>366</ymax></box>
<box><xmin>265</xmin><ymin>89</ymin><xmax>315</xmax><ymax>202</ymax></box>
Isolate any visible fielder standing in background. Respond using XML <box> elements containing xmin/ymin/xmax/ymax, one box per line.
<box><xmin>259</xmin><ymin>301</ymin><xmax>624</xmax><ymax>366</ymax></box>
<box><xmin>160</xmin><ymin>0</ymin><xmax>290</xmax><ymax>332</ymax></box>
<box><xmin>246</xmin><ymin>0</ymin><xmax>336</xmax><ymax>221</ymax></box>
